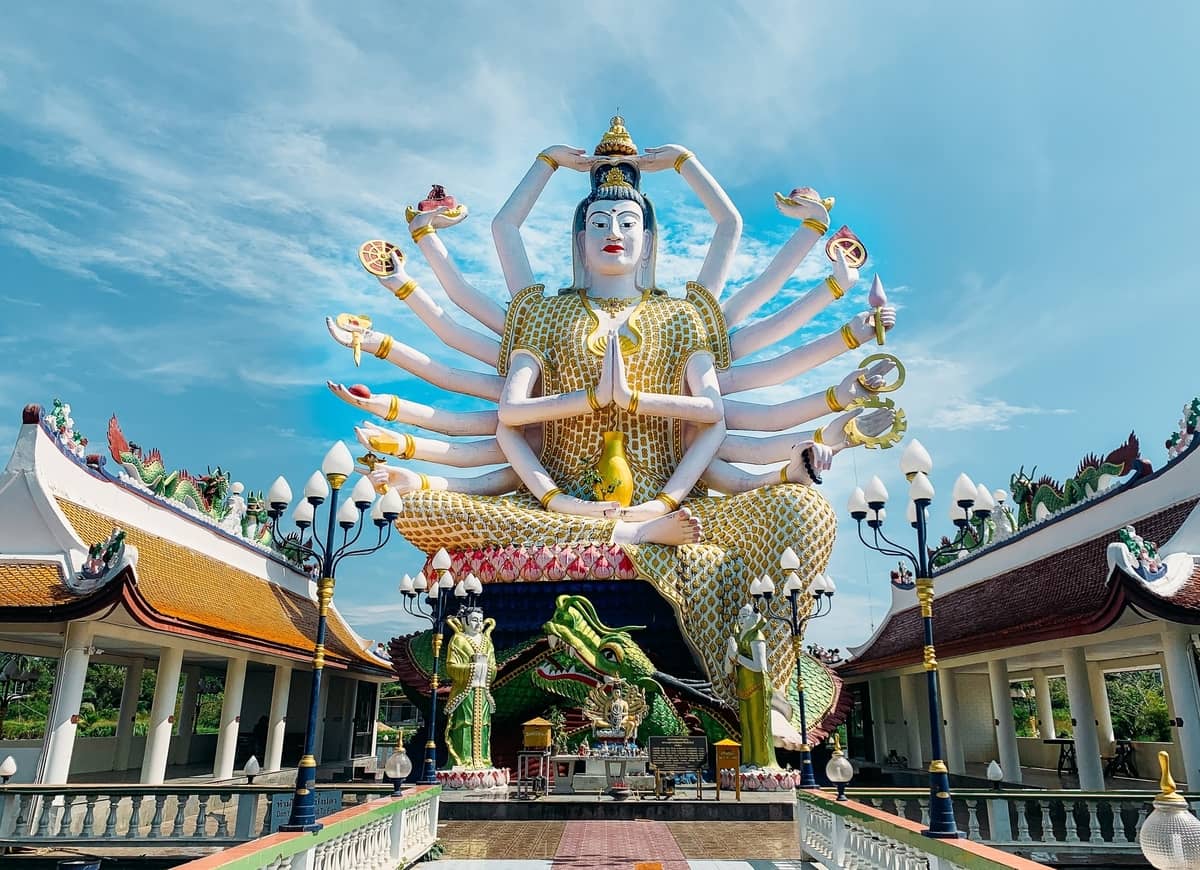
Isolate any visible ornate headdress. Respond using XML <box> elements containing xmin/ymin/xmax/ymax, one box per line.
<box><xmin>594</xmin><ymin>115</ymin><xmax>638</xmax><ymax>156</ymax></box>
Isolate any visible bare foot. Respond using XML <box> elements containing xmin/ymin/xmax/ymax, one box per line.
<box><xmin>613</xmin><ymin>508</ymin><xmax>702</xmax><ymax>545</ymax></box>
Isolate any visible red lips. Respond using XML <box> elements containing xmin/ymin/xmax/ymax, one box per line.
<box><xmin>603</xmin><ymin>244</ymin><xmax>624</xmax><ymax>253</ymax></box>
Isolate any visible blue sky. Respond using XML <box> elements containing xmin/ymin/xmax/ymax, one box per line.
<box><xmin>1</xmin><ymin>2</ymin><xmax>1197</xmax><ymax>654</ymax></box>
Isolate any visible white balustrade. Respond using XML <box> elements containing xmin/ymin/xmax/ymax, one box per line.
<box><xmin>850</xmin><ymin>788</ymin><xmax>1197</xmax><ymax>861</ymax></box>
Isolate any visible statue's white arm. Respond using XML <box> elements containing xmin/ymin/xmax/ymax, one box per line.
<box><xmin>640</xmin><ymin>145</ymin><xmax>742</xmax><ymax>294</ymax></box>
<box><xmin>724</xmin><ymin>360</ymin><xmax>895</xmax><ymax>431</ymax></box>
<box><xmin>355</xmin><ymin>423</ymin><xmax>507</xmax><ymax>467</ymax></box>
<box><xmin>408</xmin><ymin>208</ymin><xmax>507</xmax><ymax>336</ymax></box>
<box><xmin>717</xmin><ymin>406</ymin><xmax>896</xmax><ymax>464</ymax></box>
<box><xmin>611</xmin><ymin>339</ymin><xmax>722</xmax><ymax>424</ymax></box>
<box><xmin>369</xmin><ymin>463</ymin><xmax>519</xmax><ymax>496</ymax></box>
<box><xmin>718</xmin><ymin>308</ymin><xmax>896</xmax><ymax>395</ymax></box>
<box><xmin>721</xmin><ymin>196</ymin><xmax>831</xmax><ymax>327</ymax></box>
<box><xmin>326</xmin><ymin>319</ymin><xmax>501</xmax><ymax>401</ymax></box>
<box><xmin>327</xmin><ymin>381</ymin><xmax>497</xmax><ymax>437</ymax></box>
<box><xmin>376</xmin><ymin>253</ymin><xmax>499</xmax><ymax>367</ymax></box>
<box><xmin>498</xmin><ymin>351</ymin><xmax>608</xmax><ymax>427</ymax></box>
<box><xmin>730</xmin><ymin>249</ymin><xmax>859</xmax><ymax>359</ymax></box>
<box><xmin>493</xmin><ymin>145</ymin><xmax>593</xmax><ymax>296</ymax></box>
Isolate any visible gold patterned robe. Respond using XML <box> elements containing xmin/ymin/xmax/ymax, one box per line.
<box><xmin>394</xmin><ymin>284</ymin><xmax>836</xmax><ymax>702</ymax></box>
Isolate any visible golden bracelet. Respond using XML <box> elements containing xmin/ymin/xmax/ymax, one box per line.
<box><xmin>586</xmin><ymin>385</ymin><xmax>601</xmax><ymax>412</ymax></box>
<box><xmin>539</xmin><ymin>487</ymin><xmax>562</xmax><ymax>509</ymax></box>
<box><xmin>374</xmin><ymin>334</ymin><xmax>394</xmax><ymax>359</ymax></box>
<box><xmin>537</xmin><ymin>152</ymin><xmax>559</xmax><ymax>171</ymax></box>
<box><xmin>825</xmin><ymin>385</ymin><xmax>846</xmax><ymax>413</ymax></box>
<box><xmin>392</xmin><ymin>279</ymin><xmax>418</xmax><ymax>300</ymax></box>
<box><xmin>401</xmin><ymin>433</ymin><xmax>416</xmax><ymax>460</ymax></box>
<box><xmin>627</xmin><ymin>391</ymin><xmax>640</xmax><ymax>415</ymax></box>
<box><xmin>841</xmin><ymin>323</ymin><xmax>862</xmax><ymax>350</ymax></box>
<box><xmin>673</xmin><ymin>151</ymin><xmax>694</xmax><ymax>173</ymax></box>
<box><xmin>825</xmin><ymin>275</ymin><xmax>845</xmax><ymax>300</ymax></box>
<box><xmin>385</xmin><ymin>395</ymin><xmax>400</xmax><ymax>422</ymax></box>
<box><xmin>410</xmin><ymin>225</ymin><xmax>436</xmax><ymax>244</ymax></box>
<box><xmin>656</xmin><ymin>492</ymin><xmax>680</xmax><ymax>512</ymax></box>
<box><xmin>813</xmin><ymin>427</ymin><xmax>825</xmax><ymax>445</ymax></box>
<box><xmin>779</xmin><ymin>465</ymin><xmax>790</xmax><ymax>485</ymax></box>
<box><xmin>802</xmin><ymin>218</ymin><xmax>830</xmax><ymax>235</ymax></box>
<box><xmin>418</xmin><ymin>473</ymin><xmax>430</xmax><ymax>491</ymax></box>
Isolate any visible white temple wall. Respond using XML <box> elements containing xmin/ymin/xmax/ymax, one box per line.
<box><xmin>879</xmin><ymin>676</ymin><xmax>907</xmax><ymax>759</ymax></box>
<box><xmin>67</xmin><ymin>735</ymin><xmax>147</xmax><ymax>776</ymax></box>
<box><xmin>1</xmin><ymin>741</ymin><xmax>41</xmax><ymax>783</ymax></box>
<box><xmin>954</xmin><ymin>672</ymin><xmax>998</xmax><ymax>764</ymax></box>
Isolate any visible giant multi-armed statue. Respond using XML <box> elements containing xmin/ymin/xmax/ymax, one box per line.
<box><xmin>327</xmin><ymin>118</ymin><xmax>906</xmax><ymax>768</ymax></box>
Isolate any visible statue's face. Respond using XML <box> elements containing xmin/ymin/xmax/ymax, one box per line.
<box><xmin>467</xmin><ymin>611</ymin><xmax>483</xmax><ymax>633</ymax></box>
<box><xmin>583</xmin><ymin>199</ymin><xmax>646</xmax><ymax>278</ymax></box>
<box><xmin>737</xmin><ymin>607</ymin><xmax>757</xmax><ymax>631</ymax></box>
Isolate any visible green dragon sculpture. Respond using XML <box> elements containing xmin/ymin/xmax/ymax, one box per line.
<box><xmin>107</xmin><ymin>415</ymin><xmax>231</xmax><ymax>519</ymax></box>
<box><xmin>1009</xmin><ymin>432</ymin><xmax>1145</xmax><ymax>528</ymax></box>
<box><xmin>390</xmin><ymin>593</ymin><xmax>842</xmax><ymax>765</ymax></box>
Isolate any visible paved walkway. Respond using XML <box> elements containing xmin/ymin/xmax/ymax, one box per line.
<box><xmin>432</xmin><ymin>820</ymin><xmax>813</xmax><ymax>868</ymax></box>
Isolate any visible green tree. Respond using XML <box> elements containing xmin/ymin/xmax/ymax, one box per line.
<box><xmin>1106</xmin><ymin>669</ymin><xmax>1171</xmax><ymax>742</ymax></box>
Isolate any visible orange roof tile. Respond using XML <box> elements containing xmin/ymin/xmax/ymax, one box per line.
<box><xmin>56</xmin><ymin>500</ymin><xmax>385</xmax><ymax>672</ymax></box>
<box><xmin>0</xmin><ymin>562</ymin><xmax>72</xmax><ymax>607</ymax></box>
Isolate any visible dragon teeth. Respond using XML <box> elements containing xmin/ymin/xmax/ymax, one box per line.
<box><xmin>547</xmin><ymin>635</ymin><xmax>559</xmax><ymax>648</ymax></box>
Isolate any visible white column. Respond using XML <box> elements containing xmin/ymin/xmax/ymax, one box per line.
<box><xmin>987</xmin><ymin>658</ymin><xmax>1023</xmax><ymax>784</ymax></box>
<box><xmin>42</xmin><ymin>624</ymin><xmax>95</xmax><ymax>784</ymax></box>
<box><xmin>140</xmin><ymin>647</ymin><xmax>184</xmax><ymax>785</ymax></box>
<box><xmin>1162</xmin><ymin>625</ymin><xmax>1200</xmax><ymax>786</ymax></box>
<box><xmin>113</xmin><ymin>658</ymin><xmax>144</xmax><ymax>771</ymax></box>
<box><xmin>368</xmin><ymin>683</ymin><xmax>381</xmax><ymax>761</ymax></box>
<box><xmin>265</xmin><ymin>664</ymin><xmax>293</xmax><ymax>772</ymax></box>
<box><xmin>939</xmin><ymin>668</ymin><xmax>966</xmax><ymax>775</ymax></box>
<box><xmin>868</xmin><ymin>678</ymin><xmax>889</xmax><ymax>764</ymax></box>
<box><xmin>213</xmin><ymin>657</ymin><xmax>248</xmax><ymax>779</ymax></box>
<box><xmin>1087</xmin><ymin>661</ymin><xmax>1115</xmax><ymax>753</ymax></box>
<box><xmin>173</xmin><ymin>666</ymin><xmax>202</xmax><ymax>766</ymax></box>
<box><xmin>1062</xmin><ymin>646</ymin><xmax>1105</xmax><ymax>791</ymax></box>
<box><xmin>1032</xmin><ymin>668</ymin><xmax>1055</xmax><ymax>739</ymax></box>
<box><xmin>899</xmin><ymin>672</ymin><xmax>924</xmax><ymax>767</ymax></box>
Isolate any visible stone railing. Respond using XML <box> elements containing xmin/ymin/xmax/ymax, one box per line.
<box><xmin>174</xmin><ymin>787</ymin><xmax>439</xmax><ymax>870</ymax></box>
<box><xmin>0</xmin><ymin>782</ymin><xmax>405</xmax><ymax>847</ymax></box>
<box><xmin>797</xmin><ymin>790</ymin><xmax>1052</xmax><ymax>869</ymax></box>
<box><xmin>849</xmin><ymin>788</ymin><xmax>1199</xmax><ymax>861</ymax></box>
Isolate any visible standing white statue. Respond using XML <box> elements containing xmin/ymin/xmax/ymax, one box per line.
<box><xmin>325</xmin><ymin>117</ymin><xmax>904</xmax><ymax>705</ymax></box>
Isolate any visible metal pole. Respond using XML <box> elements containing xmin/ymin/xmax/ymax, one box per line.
<box><xmin>913</xmin><ymin>499</ymin><xmax>961</xmax><ymax>838</ymax></box>
<box><xmin>281</xmin><ymin>484</ymin><xmax>341</xmax><ymax>832</ymax></box>
<box><xmin>419</xmin><ymin>587</ymin><xmax>446</xmax><ymax>784</ymax></box>
<box><xmin>791</xmin><ymin>591</ymin><xmax>817</xmax><ymax>788</ymax></box>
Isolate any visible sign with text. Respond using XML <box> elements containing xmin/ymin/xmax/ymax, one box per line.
<box><xmin>648</xmin><ymin>735</ymin><xmax>707</xmax><ymax>772</ymax></box>
<box><xmin>267</xmin><ymin>790</ymin><xmax>343</xmax><ymax>832</ymax></box>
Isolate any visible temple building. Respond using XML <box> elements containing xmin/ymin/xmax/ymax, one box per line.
<box><xmin>0</xmin><ymin>402</ymin><xmax>393</xmax><ymax>785</ymax></box>
<box><xmin>839</xmin><ymin>402</ymin><xmax>1200</xmax><ymax>790</ymax></box>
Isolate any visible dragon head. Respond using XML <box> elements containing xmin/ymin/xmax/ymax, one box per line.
<box><xmin>533</xmin><ymin>594</ymin><xmax>660</xmax><ymax>705</ymax></box>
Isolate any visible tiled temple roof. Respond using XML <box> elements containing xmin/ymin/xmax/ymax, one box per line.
<box><xmin>840</xmin><ymin>498</ymin><xmax>1199</xmax><ymax>677</ymax></box>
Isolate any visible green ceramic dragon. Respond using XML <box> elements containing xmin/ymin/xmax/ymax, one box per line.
<box><xmin>1009</xmin><ymin>432</ymin><xmax>1144</xmax><ymax>528</ymax></box>
<box><xmin>392</xmin><ymin>593</ymin><xmax>842</xmax><ymax>756</ymax></box>
<box><xmin>107</xmin><ymin>415</ymin><xmax>231</xmax><ymax>519</ymax></box>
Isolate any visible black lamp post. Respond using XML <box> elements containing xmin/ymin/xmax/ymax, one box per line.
<box><xmin>748</xmin><ymin>547</ymin><xmax>835</xmax><ymax>789</ymax></box>
<box><xmin>847</xmin><ymin>437</ymin><xmax>993</xmax><ymax>839</ymax></box>
<box><xmin>265</xmin><ymin>442</ymin><xmax>403</xmax><ymax>832</ymax></box>
<box><xmin>399</xmin><ymin>549</ymin><xmax>483</xmax><ymax>784</ymax></box>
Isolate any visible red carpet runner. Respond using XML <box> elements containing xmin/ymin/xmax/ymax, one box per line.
<box><xmin>552</xmin><ymin>820</ymin><xmax>688</xmax><ymax>869</ymax></box>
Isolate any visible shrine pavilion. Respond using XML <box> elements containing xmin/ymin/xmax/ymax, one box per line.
<box><xmin>839</xmin><ymin>403</ymin><xmax>1200</xmax><ymax>791</ymax></box>
<box><xmin>0</xmin><ymin>403</ymin><xmax>393</xmax><ymax>786</ymax></box>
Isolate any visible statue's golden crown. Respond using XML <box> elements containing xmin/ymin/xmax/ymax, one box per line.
<box><xmin>594</xmin><ymin>115</ymin><xmax>638</xmax><ymax>157</ymax></box>
<box><xmin>601</xmin><ymin>167</ymin><xmax>633</xmax><ymax>189</ymax></box>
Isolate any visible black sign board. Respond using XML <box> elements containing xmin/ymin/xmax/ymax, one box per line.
<box><xmin>647</xmin><ymin>735</ymin><xmax>708</xmax><ymax>771</ymax></box>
